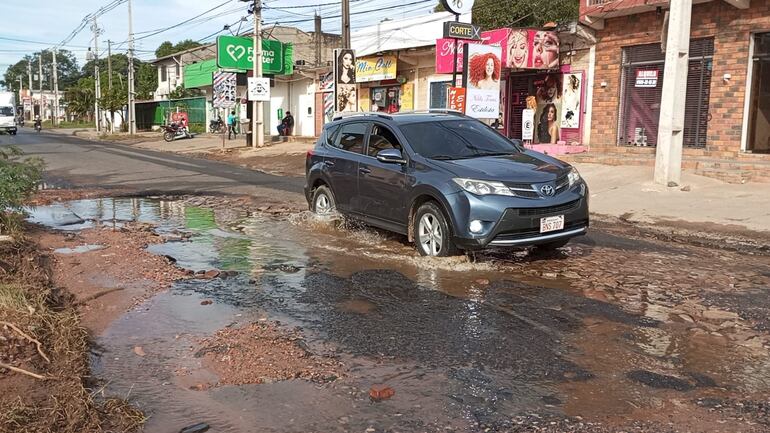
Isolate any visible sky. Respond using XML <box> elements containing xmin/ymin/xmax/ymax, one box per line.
<box><xmin>0</xmin><ymin>0</ymin><xmax>438</xmax><ymax>83</ymax></box>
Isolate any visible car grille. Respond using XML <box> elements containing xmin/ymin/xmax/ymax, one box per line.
<box><xmin>517</xmin><ymin>199</ymin><xmax>581</xmax><ymax>217</ymax></box>
<box><xmin>554</xmin><ymin>176</ymin><xmax>570</xmax><ymax>194</ymax></box>
<box><xmin>505</xmin><ymin>176</ymin><xmax>571</xmax><ymax>199</ymax></box>
<box><xmin>494</xmin><ymin>219</ymin><xmax>588</xmax><ymax>241</ymax></box>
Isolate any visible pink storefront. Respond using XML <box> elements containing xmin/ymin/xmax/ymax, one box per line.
<box><xmin>437</xmin><ymin>26</ymin><xmax>590</xmax><ymax>155</ymax></box>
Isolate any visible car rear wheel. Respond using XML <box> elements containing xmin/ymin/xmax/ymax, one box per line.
<box><xmin>311</xmin><ymin>185</ymin><xmax>336</xmax><ymax>215</ymax></box>
<box><xmin>414</xmin><ymin>202</ymin><xmax>459</xmax><ymax>257</ymax></box>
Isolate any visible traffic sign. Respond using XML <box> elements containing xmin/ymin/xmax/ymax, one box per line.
<box><xmin>213</xmin><ymin>71</ymin><xmax>237</xmax><ymax>108</ymax></box>
<box><xmin>216</xmin><ymin>36</ymin><xmax>284</xmax><ymax>74</ymax></box>
<box><xmin>248</xmin><ymin>77</ymin><xmax>270</xmax><ymax>101</ymax></box>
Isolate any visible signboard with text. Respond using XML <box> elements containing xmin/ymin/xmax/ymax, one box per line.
<box><xmin>213</xmin><ymin>71</ymin><xmax>237</xmax><ymax>108</ymax></box>
<box><xmin>462</xmin><ymin>43</ymin><xmax>502</xmax><ymax>119</ymax></box>
<box><xmin>216</xmin><ymin>35</ymin><xmax>284</xmax><ymax>74</ymax></box>
<box><xmin>248</xmin><ymin>77</ymin><xmax>270</xmax><ymax>101</ymax></box>
<box><xmin>356</xmin><ymin>55</ymin><xmax>397</xmax><ymax>82</ymax></box>
<box><xmin>635</xmin><ymin>69</ymin><xmax>659</xmax><ymax>88</ymax></box>
<box><xmin>447</xmin><ymin>87</ymin><xmax>466</xmax><ymax>112</ymax></box>
<box><xmin>443</xmin><ymin>21</ymin><xmax>481</xmax><ymax>40</ymax></box>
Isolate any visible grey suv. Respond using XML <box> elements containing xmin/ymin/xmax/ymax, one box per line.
<box><xmin>304</xmin><ymin>111</ymin><xmax>589</xmax><ymax>257</ymax></box>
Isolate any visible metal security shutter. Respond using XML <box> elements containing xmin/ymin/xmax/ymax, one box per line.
<box><xmin>683</xmin><ymin>39</ymin><xmax>714</xmax><ymax>148</ymax></box>
<box><xmin>618</xmin><ymin>39</ymin><xmax>714</xmax><ymax>148</ymax></box>
<box><xmin>507</xmin><ymin>76</ymin><xmax>531</xmax><ymax>139</ymax></box>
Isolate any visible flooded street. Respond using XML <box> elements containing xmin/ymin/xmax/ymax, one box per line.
<box><xmin>28</xmin><ymin>197</ymin><xmax>770</xmax><ymax>433</ymax></box>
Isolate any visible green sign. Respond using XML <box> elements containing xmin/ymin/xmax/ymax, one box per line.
<box><xmin>216</xmin><ymin>35</ymin><xmax>284</xmax><ymax>74</ymax></box>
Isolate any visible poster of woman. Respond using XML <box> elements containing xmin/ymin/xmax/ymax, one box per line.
<box><xmin>531</xmin><ymin>30</ymin><xmax>560</xmax><ymax>69</ymax></box>
<box><xmin>337</xmin><ymin>84</ymin><xmax>357</xmax><ymax>112</ymax></box>
<box><xmin>532</xmin><ymin>73</ymin><xmax>562</xmax><ymax>143</ymax></box>
<box><xmin>507</xmin><ymin>29</ymin><xmax>529</xmax><ymax>69</ymax></box>
<box><xmin>561</xmin><ymin>73</ymin><xmax>582</xmax><ymax>129</ymax></box>
<box><xmin>463</xmin><ymin>43</ymin><xmax>503</xmax><ymax>119</ymax></box>
<box><xmin>336</xmin><ymin>49</ymin><xmax>356</xmax><ymax>84</ymax></box>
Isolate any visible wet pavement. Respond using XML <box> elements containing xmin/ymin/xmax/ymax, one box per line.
<box><xmin>28</xmin><ymin>197</ymin><xmax>770</xmax><ymax>433</ymax></box>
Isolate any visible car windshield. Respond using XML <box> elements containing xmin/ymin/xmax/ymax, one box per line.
<box><xmin>0</xmin><ymin>107</ymin><xmax>14</xmax><ymax>116</ymax></box>
<box><xmin>400</xmin><ymin>120</ymin><xmax>520</xmax><ymax>160</ymax></box>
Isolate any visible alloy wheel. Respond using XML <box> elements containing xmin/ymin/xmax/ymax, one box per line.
<box><xmin>418</xmin><ymin>212</ymin><xmax>443</xmax><ymax>256</ymax></box>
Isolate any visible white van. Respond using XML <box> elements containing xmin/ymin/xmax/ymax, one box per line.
<box><xmin>0</xmin><ymin>92</ymin><xmax>18</xmax><ymax>135</ymax></box>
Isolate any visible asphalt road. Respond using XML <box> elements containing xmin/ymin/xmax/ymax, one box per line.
<box><xmin>3</xmin><ymin>128</ymin><xmax>305</xmax><ymax>196</ymax></box>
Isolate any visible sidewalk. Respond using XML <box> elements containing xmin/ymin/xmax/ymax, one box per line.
<box><xmin>576</xmin><ymin>163</ymin><xmax>770</xmax><ymax>233</ymax></box>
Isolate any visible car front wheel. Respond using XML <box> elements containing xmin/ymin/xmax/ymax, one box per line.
<box><xmin>311</xmin><ymin>185</ymin><xmax>336</xmax><ymax>215</ymax></box>
<box><xmin>414</xmin><ymin>202</ymin><xmax>459</xmax><ymax>257</ymax></box>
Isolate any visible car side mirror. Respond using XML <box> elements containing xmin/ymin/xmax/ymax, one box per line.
<box><xmin>376</xmin><ymin>148</ymin><xmax>406</xmax><ymax>164</ymax></box>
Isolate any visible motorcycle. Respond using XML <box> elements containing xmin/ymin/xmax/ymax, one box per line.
<box><xmin>209</xmin><ymin>118</ymin><xmax>225</xmax><ymax>134</ymax></box>
<box><xmin>34</xmin><ymin>120</ymin><xmax>41</xmax><ymax>133</ymax></box>
<box><xmin>162</xmin><ymin>122</ymin><xmax>192</xmax><ymax>142</ymax></box>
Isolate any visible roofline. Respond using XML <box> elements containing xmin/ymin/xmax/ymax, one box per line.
<box><xmin>150</xmin><ymin>42</ymin><xmax>215</xmax><ymax>64</ymax></box>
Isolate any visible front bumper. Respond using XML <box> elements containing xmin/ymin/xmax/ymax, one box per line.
<box><xmin>448</xmin><ymin>183</ymin><xmax>589</xmax><ymax>250</ymax></box>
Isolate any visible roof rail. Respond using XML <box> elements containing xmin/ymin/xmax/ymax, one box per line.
<box><xmin>394</xmin><ymin>109</ymin><xmax>468</xmax><ymax>117</ymax></box>
<box><xmin>332</xmin><ymin>112</ymin><xmax>393</xmax><ymax>121</ymax></box>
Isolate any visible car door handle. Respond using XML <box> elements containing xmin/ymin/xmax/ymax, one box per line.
<box><xmin>325</xmin><ymin>160</ymin><xmax>335</xmax><ymax>167</ymax></box>
<box><xmin>359</xmin><ymin>167</ymin><xmax>371</xmax><ymax>174</ymax></box>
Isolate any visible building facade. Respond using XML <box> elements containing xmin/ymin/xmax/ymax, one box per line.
<box><xmin>581</xmin><ymin>0</ymin><xmax>770</xmax><ymax>166</ymax></box>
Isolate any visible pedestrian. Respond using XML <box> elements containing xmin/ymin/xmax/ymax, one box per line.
<box><xmin>277</xmin><ymin>111</ymin><xmax>294</xmax><ymax>136</ymax></box>
<box><xmin>227</xmin><ymin>110</ymin><xmax>237</xmax><ymax>140</ymax></box>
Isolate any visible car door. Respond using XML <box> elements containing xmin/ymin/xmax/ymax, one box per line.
<box><xmin>325</xmin><ymin>121</ymin><xmax>370</xmax><ymax>212</ymax></box>
<box><xmin>357</xmin><ymin>122</ymin><xmax>410</xmax><ymax>226</ymax></box>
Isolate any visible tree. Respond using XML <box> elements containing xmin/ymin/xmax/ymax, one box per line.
<box><xmin>63</xmin><ymin>77</ymin><xmax>96</xmax><ymax>121</ymax></box>
<box><xmin>154</xmin><ymin>39</ymin><xmax>203</xmax><ymax>58</ymax></box>
<box><xmin>168</xmin><ymin>85</ymin><xmax>201</xmax><ymax>100</ymax></box>
<box><xmin>1</xmin><ymin>50</ymin><xmax>79</xmax><ymax>96</ymax></box>
<box><xmin>136</xmin><ymin>63</ymin><xmax>158</xmax><ymax>101</ymax></box>
<box><xmin>435</xmin><ymin>0</ymin><xmax>579</xmax><ymax>29</ymax></box>
<box><xmin>0</xmin><ymin>147</ymin><xmax>43</xmax><ymax>236</ymax></box>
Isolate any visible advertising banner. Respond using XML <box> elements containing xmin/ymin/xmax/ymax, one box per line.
<box><xmin>635</xmin><ymin>69</ymin><xmax>659</xmax><ymax>88</ymax></box>
<box><xmin>401</xmin><ymin>83</ymin><xmax>414</xmax><ymax>111</ymax></box>
<box><xmin>213</xmin><ymin>71</ymin><xmax>237</xmax><ymax>108</ymax></box>
<box><xmin>505</xmin><ymin>29</ymin><xmax>559</xmax><ymax>70</ymax></box>
<box><xmin>247</xmin><ymin>77</ymin><xmax>270</xmax><ymax>101</ymax></box>
<box><xmin>333</xmin><ymin>48</ymin><xmax>357</xmax><ymax>112</ymax></box>
<box><xmin>216</xmin><ymin>36</ymin><xmax>284</xmax><ymax>74</ymax></box>
<box><xmin>463</xmin><ymin>43</ymin><xmax>502</xmax><ymax>119</ymax></box>
<box><xmin>356</xmin><ymin>55</ymin><xmax>397</xmax><ymax>82</ymax></box>
<box><xmin>561</xmin><ymin>72</ymin><xmax>582</xmax><ymax>129</ymax></box>
<box><xmin>522</xmin><ymin>109</ymin><xmax>534</xmax><ymax>140</ymax></box>
<box><xmin>447</xmin><ymin>87</ymin><xmax>466</xmax><ymax>112</ymax></box>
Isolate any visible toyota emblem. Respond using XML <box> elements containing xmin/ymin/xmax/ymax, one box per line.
<box><xmin>540</xmin><ymin>185</ymin><xmax>555</xmax><ymax>196</ymax></box>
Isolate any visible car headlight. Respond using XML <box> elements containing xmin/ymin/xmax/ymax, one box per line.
<box><xmin>452</xmin><ymin>178</ymin><xmax>514</xmax><ymax>196</ymax></box>
<box><xmin>567</xmin><ymin>167</ymin><xmax>582</xmax><ymax>187</ymax></box>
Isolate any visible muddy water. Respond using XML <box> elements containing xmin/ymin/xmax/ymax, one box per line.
<box><xmin>28</xmin><ymin>198</ymin><xmax>770</xmax><ymax>433</ymax></box>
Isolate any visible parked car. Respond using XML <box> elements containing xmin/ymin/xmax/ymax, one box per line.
<box><xmin>304</xmin><ymin>111</ymin><xmax>589</xmax><ymax>257</ymax></box>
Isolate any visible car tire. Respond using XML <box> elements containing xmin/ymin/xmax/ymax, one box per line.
<box><xmin>537</xmin><ymin>238</ymin><xmax>570</xmax><ymax>251</ymax></box>
<box><xmin>413</xmin><ymin>202</ymin><xmax>459</xmax><ymax>257</ymax></box>
<box><xmin>311</xmin><ymin>185</ymin><xmax>336</xmax><ymax>215</ymax></box>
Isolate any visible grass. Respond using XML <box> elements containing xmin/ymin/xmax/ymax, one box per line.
<box><xmin>40</xmin><ymin>120</ymin><xmax>95</xmax><ymax>129</ymax></box>
<box><xmin>0</xmin><ymin>238</ymin><xmax>145</xmax><ymax>433</ymax></box>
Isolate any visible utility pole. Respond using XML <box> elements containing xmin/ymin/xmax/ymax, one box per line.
<box><xmin>341</xmin><ymin>0</ymin><xmax>350</xmax><ymax>48</ymax></box>
<box><xmin>314</xmin><ymin>14</ymin><xmax>322</xmax><ymax>67</ymax></box>
<box><xmin>38</xmin><ymin>54</ymin><xmax>43</xmax><ymax>119</ymax></box>
<box><xmin>27</xmin><ymin>61</ymin><xmax>33</xmax><ymax>120</ymax></box>
<box><xmin>92</xmin><ymin>17</ymin><xmax>101</xmax><ymax>132</ymax></box>
<box><xmin>107</xmin><ymin>39</ymin><xmax>114</xmax><ymax>133</ymax></box>
<box><xmin>52</xmin><ymin>49</ymin><xmax>59</xmax><ymax>127</ymax></box>
<box><xmin>252</xmin><ymin>0</ymin><xmax>264</xmax><ymax>148</ymax></box>
<box><xmin>127</xmin><ymin>0</ymin><xmax>136</xmax><ymax>135</ymax></box>
<box><xmin>654</xmin><ymin>0</ymin><xmax>692</xmax><ymax>186</ymax></box>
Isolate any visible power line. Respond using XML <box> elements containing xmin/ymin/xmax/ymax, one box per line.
<box><xmin>133</xmin><ymin>0</ymin><xmax>236</xmax><ymax>42</ymax></box>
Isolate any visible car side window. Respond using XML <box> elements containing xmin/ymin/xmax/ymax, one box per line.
<box><xmin>334</xmin><ymin>122</ymin><xmax>368</xmax><ymax>154</ymax></box>
<box><xmin>367</xmin><ymin>124</ymin><xmax>402</xmax><ymax>157</ymax></box>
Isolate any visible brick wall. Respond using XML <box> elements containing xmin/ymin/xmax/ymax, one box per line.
<box><xmin>590</xmin><ymin>0</ymin><xmax>770</xmax><ymax>151</ymax></box>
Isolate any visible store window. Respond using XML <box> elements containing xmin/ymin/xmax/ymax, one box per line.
<box><xmin>371</xmin><ymin>86</ymin><xmax>401</xmax><ymax>113</ymax></box>
<box><xmin>617</xmin><ymin>39</ymin><xmax>713</xmax><ymax>147</ymax></box>
<box><xmin>429</xmin><ymin>81</ymin><xmax>452</xmax><ymax>109</ymax></box>
<box><xmin>748</xmin><ymin>33</ymin><xmax>770</xmax><ymax>153</ymax></box>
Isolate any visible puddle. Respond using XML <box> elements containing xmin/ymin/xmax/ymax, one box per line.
<box><xmin>27</xmin><ymin>198</ymin><xmax>770</xmax><ymax>432</ymax></box>
<box><xmin>53</xmin><ymin>244</ymin><xmax>106</xmax><ymax>254</ymax></box>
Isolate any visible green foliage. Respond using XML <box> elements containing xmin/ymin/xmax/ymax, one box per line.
<box><xmin>434</xmin><ymin>0</ymin><xmax>579</xmax><ymax>29</ymax></box>
<box><xmin>63</xmin><ymin>77</ymin><xmax>96</xmax><ymax>120</ymax></box>
<box><xmin>168</xmin><ymin>85</ymin><xmax>201</xmax><ymax>100</ymax></box>
<box><xmin>188</xmin><ymin>123</ymin><xmax>205</xmax><ymax>134</ymax></box>
<box><xmin>136</xmin><ymin>63</ymin><xmax>158</xmax><ymax>101</ymax></box>
<box><xmin>155</xmin><ymin>39</ymin><xmax>204</xmax><ymax>58</ymax></box>
<box><xmin>0</xmin><ymin>147</ymin><xmax>43</xmax><ymax>235</ymax></box>
<box><xmin>1</xmin><ymin>50</ymin><xmax>79</xmax><ymax>96</ymax></box>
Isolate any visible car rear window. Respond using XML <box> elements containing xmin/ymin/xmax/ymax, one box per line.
<box><xmin>0</xmin><ymin>107</ymin><xmax>13</xmax><ymax>116</ymax></box>
<box><xmin>400</xmin><ymin>120</ymin><xmax>520</xmax><ymax>160</ymax></box>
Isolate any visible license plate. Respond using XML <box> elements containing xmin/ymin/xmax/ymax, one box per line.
<box><xmin>540</xmin><ymin>215</ymin><xmax>565</xmax><ymax>233</ymax></box>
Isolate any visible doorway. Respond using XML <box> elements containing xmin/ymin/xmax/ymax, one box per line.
<box><xmin>748</xmin><ymin>33</ymin><xmax>770</xmax><ymax>153</ymax></box>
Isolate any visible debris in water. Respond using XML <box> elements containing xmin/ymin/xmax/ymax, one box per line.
<box><xmin>133</xmin><ymin>346</ymin><xmax>146</xmax><ymax>357</ymax></box>
<box><xmin>369</xmin><ymin>384</ymin><xmax>395</xmax><ymax>401</ymax></box>
<box><xmin>179</xmin><ymin>422</ymin><xmax>210</xmax><ymax>433</ymax></box>
<box><xmin>200</xmin><ymin>300</ymin><xmax>213</xmax><ymax>306</ymax></box>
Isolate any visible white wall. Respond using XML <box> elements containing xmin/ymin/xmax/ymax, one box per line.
<box><xmin>154</xmin><ymin>60</ymin><xmax>182</xmax><ymax>101</ymax></box>
<box><xmin>267</xmin><ymin>77</ymin><xmax>316</xmax><ymax>136</ymax></box>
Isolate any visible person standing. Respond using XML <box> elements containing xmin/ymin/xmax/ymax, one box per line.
<box><xmin>227</xmin><ymin>110</ymin><xmax>237</xmax><ymax>140</ymax></box>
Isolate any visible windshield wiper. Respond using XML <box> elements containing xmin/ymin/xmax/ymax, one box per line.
<box><xmin>471</xmin><ymin>151</ymin><xmax>517</xmax><ymax>158</ymax></box>
<box><xmin>429</xmin><ymin>155</ymin><xmax>461</xmax><ymax>160</ymax></box>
